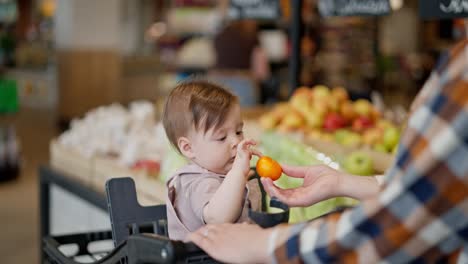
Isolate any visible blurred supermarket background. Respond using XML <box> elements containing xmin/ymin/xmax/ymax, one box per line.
<box><xmin>0</xmin><ymin>0</ymin><xmax>466</xmax><ymax>262</ymax></box>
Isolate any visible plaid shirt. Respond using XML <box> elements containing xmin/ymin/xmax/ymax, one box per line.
<box><xmin>273</xmin><ymin>40</ymin><xmax>468</xmax><ymax>263</ymax></box>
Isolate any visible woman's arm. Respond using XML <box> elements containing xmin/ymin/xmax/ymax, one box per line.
<box><xmin>261</xmin><ymin>164</ymin><xmax>380</xmax><ymax>207</ymax></box>
<box><xmin>190</xmin><ymin>40</ymin><xmax>468</xmax><ymax>264</ymax></box>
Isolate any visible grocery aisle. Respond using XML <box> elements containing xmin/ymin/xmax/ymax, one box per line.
<box><xmin>0</xmin><ymin>107</ymin><xmax>57</xmax><ymax>263</ymax></box>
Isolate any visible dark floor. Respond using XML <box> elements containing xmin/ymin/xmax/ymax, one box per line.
<box><xmin>0</xmin><ymin>108</ymin><xmax>57</xmax><ymax>263</ymax></box>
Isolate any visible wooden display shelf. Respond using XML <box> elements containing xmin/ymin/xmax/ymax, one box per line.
<box><xmin>49</xmin><ymin>141</ymin><xmax>167</xmax><ymax>205</ymax></box>
<box><xmin>49</xmin><ymin>140</ymin><xmax>94</xmax><ymax>185</ymax></box>
<box><xmin>93</xmin><ymin>156</ymin><xmax>166</xmax><ymax>205</ymax></box>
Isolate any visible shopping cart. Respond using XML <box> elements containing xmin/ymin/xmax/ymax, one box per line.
<box><xmin>42</xmin><ymin>176</ymin><xmax>290</xmax><ymax>264</ymax></box>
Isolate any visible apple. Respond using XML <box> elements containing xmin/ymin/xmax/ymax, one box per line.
<box><xmin>335</xmin><ymin>128</ymin><xmax>362</xmax><ymax>146</ymax></box>
<box><xmin>383</xmin><ymin>127</ymin><xmax>401</xmax><ymax>151</ymax></box>
<box><xmin>272</xmin><ymin>103</ymin><xmax>291</xmax><ymax>118</ymax></box>
<box><xmin>304</xmin><ymin>108</ymin><xmax>324</xmax><ymax>128</ymax></box>
<box><xmin>376</xmin><ymin>119</ymin><xmax>394</xmax><ymax>130</ymax></box>
<box><xmin>323</xmin><ymin>113</ymin><xmax>347</xmax><ymax>132</ymax></box>
<box><xmin>133</xmin><ymin>160</ymin><xmax>160</xmax><ymax>177</ymax></box>
<box><xmin>290</xmin><ymin>94</ymin><xmax>311</xmax><ymax>115</ymax></box>
<box><xmin>331</xmin><ymin>86</ymin><xmax>349</xmax><ymax>103</ymax></box>
<box><xmin>341</xmin><ymin>132</ymin><xmax>362</xmax><ymax>147</ymax></box>
<box><xmin>259</xmin><ymin>114</ymin><xmax>280</xmax><ymax>130</ymax></box>
<box><xmin>343</xmin><ymin>152</ymin><xmax>374</xmax><ymax>176</ymax></box>
<box><xmin>334</xmin><ymin>129</ymin><xmax>363</xmax><ymax>147</ymax></box>
<box><xmin>334</xmin><ymin>129</ymin><xmax>351</xmax><ymax>145</ymax></box>
<box><xmin>292</xmin><ymin>86</ymin><xmax>312</xmax><ymax>96</ymax></box>
<box><xmin>290</xmin><ymin>87</ymin><xmax>313</xmax><ymax>114</ymax></box>
<box><xmin>353</xmin><ymin>99</ymin><xmax>373</xmax><ymax>117</ymax></box>
<box><xmin>276</xmin><ymin>123</ymin><xmax>295</xmax><ymax>133</ymax></box>
<box><xmin>370</xmin><ymin>108</ymin><xmax>381</xmax><ymax>121</ymax></box>
<box><xmin>339</xmin><ymin>101</ymin><xmax>357</xmax><ymax>122</ymax></box>
<box><xmin>373</xmin><ymin>143</ymin><xmax>388</xmax><ymax>153</ymax></box>
<box><xmin>312</xmin><ymin>85</ymin><xmax>330</xmax><ymax>100</ymax></box>
<box><xmin>311</xmin><ymin>100</ymin><xmax>329</xmax><ymax>116</ymax></box>
<box><xmin>282</xmin><ymin>111</ymin><xmax>304</xmax><ymax>128</ymax></box>
<box><xmin>362</xmin><ymin>128</ymin><xmax>383</xmax><ymax>146</ymax></box>
<box><xmin>352</xmin><ymin>116</ymin><xmax>374</xmax><ymax>132</ymax></box>
<box><xmin>327</xmin><ymin>97</ymin><xmax>340</xmax><ymax>112</ymax></box>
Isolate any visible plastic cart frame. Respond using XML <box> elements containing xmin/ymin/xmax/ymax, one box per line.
<box><xmin>39</xmin><ymin>167</ymin><xmax>218</xmax><ymax>263</ymax></box>
<box><xmin>39</xmin><ymin>166</ymin><xmax>108</xmax><ymax>263</ymax></box>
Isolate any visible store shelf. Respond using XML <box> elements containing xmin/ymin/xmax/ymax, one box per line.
<box><xmin>49</xmin><ymin>140</ymin><xmax>167</xmax><ymax>204</ymax></box>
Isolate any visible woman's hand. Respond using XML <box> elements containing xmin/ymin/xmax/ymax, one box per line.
<box><xmin>232</xmin><ymin>139</ymin><xmax>262</xmax><ymax>177</ymax></box>
<box><xmin>261</xmin><ymin>164</ymin><xmax>342</xmax><ymax>207</ymax></box>
<box><xmin>262</xmin><ymin>164</ymin><xmax>380</xmax><ymax>207</ymax></box>
<box><xmin>188</xmin><ymin>223</ymin><xmax>272</xmax><ymax>264</ymax></box>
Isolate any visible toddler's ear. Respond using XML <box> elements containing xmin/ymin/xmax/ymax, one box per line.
<box><xmin>178</xmin><ymin>137</ymin><xmax>194</xmax><ymax>159</ymax></box>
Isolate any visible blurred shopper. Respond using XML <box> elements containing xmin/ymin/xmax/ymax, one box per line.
<box><xmin>211</xmin><ymin>20</ymin><xmax>271</xmax><ymax>106</ymax></box>
<box><xmin>189</xmin><ymin>40</ymin><xmax>468</xmax><ymax>263</ymax></box>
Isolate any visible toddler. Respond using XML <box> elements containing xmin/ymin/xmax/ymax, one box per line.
<box><xmin>162</xmin><ymin>80</ymin><xmax>262</xmax><ymax>241</ymax></box>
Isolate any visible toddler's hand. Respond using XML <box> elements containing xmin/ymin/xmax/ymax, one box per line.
<box><xmin>232</xmin><ymin>139</ymin><xmax>262</xmax><ymax>177</ymax></box>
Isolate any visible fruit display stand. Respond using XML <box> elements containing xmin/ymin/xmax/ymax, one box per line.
<box><xmin>49</xmin><ymin>140</ymin><xmax>167</xmax><ymax>205</ymax></box>
<box><xmin>258</xmin><ymin>85</ymin><xmax>402</xmax><ymax>175</ymax></box>
<box><xmin>49</xmin><ymin>139</ymin><xmax>94</xmax><ymax>185</ymax></box>
<box><xmin>92</xmin><ymin>156</ymin><xmax>166</xmax><ymax>205</ymax></box>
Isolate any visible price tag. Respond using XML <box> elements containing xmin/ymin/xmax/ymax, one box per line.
<box><xmin>228</xmin><ymin>0</ymin><xmax>280</xmax><ymax>20</ymax></box>
<box><xmin>318</xmin><ymin>0</ymin><xmax>391</xmax><ymax>17</ymax></box>
<box><xmin>420</xmin><ymin>0</ymin><xmax>468</xmax><ymax>19</ymax></box>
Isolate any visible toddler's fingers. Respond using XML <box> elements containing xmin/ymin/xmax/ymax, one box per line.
<box><xmin>242</xmin><ymin>139</ymin><xmax>257</xmax><ymax>147</ymax></box>
<box><xmin>251</xmin><ymin>149</ymin><xmax>263</xmax><ymax>157</ymax></box>
<box><xmin>238</xmin><ymin>139</ymin><xmax>257</xmax><ymax>152</ymax></box>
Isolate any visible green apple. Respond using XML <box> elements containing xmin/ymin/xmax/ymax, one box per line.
<box><xmin>383</xmin><ymin>127</ymin><xmax>401</xmax><ymax>150</ymax></box>
<box><xmin>334</xmin><ymin>129</ymin><xmax>351</xmax><ymax>145</ymax></box>
<box><xmin>343</xmin><ymin>151</ymin><xmax>374</xmax><ymax>176</ymax></box>
<box><xmin>373</xmin><ymin>143</ymin><xmax>388</xmax><ymax>153</ymax></box>
<box><xmin>341</xmin><ymin>132</ymin><xmax>362</xmax><ymax>147</ymax></box>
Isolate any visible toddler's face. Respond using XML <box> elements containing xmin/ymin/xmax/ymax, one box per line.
<box><xmin>189</xmin><ymin>104</ymin><xmax>244</xmax><ymax>174</ymax></box>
